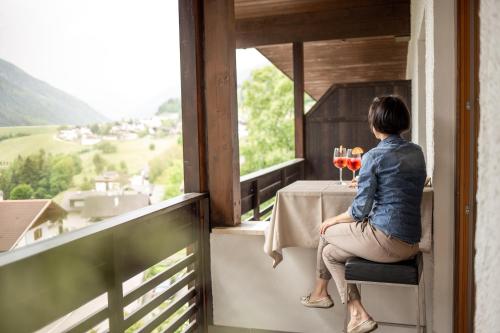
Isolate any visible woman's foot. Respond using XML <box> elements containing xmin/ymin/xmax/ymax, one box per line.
<box><xmin>347</xmin><ymin>317</ymin><xmax>378</xmax><ymax>333</ymax></box>
<box><xmin>347</xmin><ymin>300</ymin><xmax>376</xmax><ymax>332</ymax></box>
<box><xmin>300</xmin><ymin>293</ymin><xmax>334</xmax><ymax>308</ymax></box>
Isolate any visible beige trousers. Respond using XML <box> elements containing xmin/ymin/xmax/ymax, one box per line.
<box><xmin>317</xmin><ymin>221</ymin><xmax>419</xmax><ymax>304</ymax></box>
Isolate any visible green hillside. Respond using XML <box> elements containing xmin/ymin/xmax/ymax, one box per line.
<box><xmin>0</xmin><ymin>58</ymin><xmax>108</xmax><ymax>126</ymax></box>
<box><xmin>0</xmin><ymin>126</ymin><xmax>174</xmax><ymax>175</ymax></box>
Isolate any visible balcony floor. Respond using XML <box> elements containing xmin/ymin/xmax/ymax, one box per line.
<box><xmin>209</xmin><ymin>325</ymin><xmax>296</xmax><ymax>333</ymax></box>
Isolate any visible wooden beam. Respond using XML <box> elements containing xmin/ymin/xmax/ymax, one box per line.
<box><xmin>203</xmin><ymin>0</ymin><xmax>241</xmax><ymax>226</ymax></box>
<box><xmin>180</xmin><ymin>0</ymin><xmax>207</xmax><ymax>193</ymax></box>
<box><xmin>293</xmin><ymin>42</ymin><xmax>305</xmax><ymax>158</ymax></box>
<box><xmin>235</xmin><ymin>1</ymin><xmax>410</xmax><ymax>48</ymax></box>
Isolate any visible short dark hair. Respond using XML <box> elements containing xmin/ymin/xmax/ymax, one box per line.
<box><xmin>368</xmin><ymin>95</ymin><xmax>410</xmax><ymax>135</ymax></box>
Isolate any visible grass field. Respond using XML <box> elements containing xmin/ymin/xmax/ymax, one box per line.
<box><xmin>0</xmin><ymin>125</ymin><xmax>178</xmax><ymax>184</ymax></box>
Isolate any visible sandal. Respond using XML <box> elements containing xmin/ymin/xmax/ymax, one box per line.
<box><xmin>347</xmin><ymin>318</ymin><xmax>378</xmax><ymax>333</ymax></box>
<box><xmin>300</xmin><ymin>294</ymin><xmax>334</xmax><ymax>308</ymax></box>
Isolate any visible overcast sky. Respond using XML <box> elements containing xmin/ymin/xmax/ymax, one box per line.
<box><xmin>0</xmin><ymin>0</ymin><xmax>270</xmax><ymax>119</ymax></box>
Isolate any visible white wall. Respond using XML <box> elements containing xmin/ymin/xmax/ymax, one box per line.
<box><xmin>407</xmin><ymin>0</ymin><xmax>456</xmax><ymax>331</ymax></box>
<box><xmin>211</xmin><ymin>233</ymin><xmax>428</xmax><ymax>333</ymax></box>
<box><xmin>475</xmin><ymin>0</ymin><xmax>500</xmax><ymax>331</ymax></box>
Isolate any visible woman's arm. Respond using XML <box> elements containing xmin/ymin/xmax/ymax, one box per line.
<box><xmin>320</xmin><ymin>211</ymin><xmax>355</xmax><ymax>234</ymax></box>
<box><xmin>320</xmin><ymin>153</ymin><xmax>378</xmax><ymax>235</ymax></box>
<box><xmin>348</xmin><ymin>153</ymin><xmax>378</xmax><ymax>221</ymax></box>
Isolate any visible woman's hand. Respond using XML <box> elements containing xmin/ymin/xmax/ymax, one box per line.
<box><xmin>320</xmin><ymin>211</ymin><xmax>356</xmax><ymax>234</ymax></box>
<box><xmin>349</xmin><ymin>178</ymin><xmax>358</xmax><ymax>188</ymax></box>
<box><xmin>320</xmin><ymin>218</ymin><xmax>337</xmax><ymax>234</ymax></box>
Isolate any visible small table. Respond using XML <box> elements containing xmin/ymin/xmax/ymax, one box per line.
<box><xmin>264</xmin><ymin>181</ymin><xmax>433</xmax><ymax>267</ymax></box>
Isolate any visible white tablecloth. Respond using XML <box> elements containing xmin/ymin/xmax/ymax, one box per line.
<box><xmin>264</xmin><ymin>181</ymin><xmax>433</xmax><ymax>267</ymax></box>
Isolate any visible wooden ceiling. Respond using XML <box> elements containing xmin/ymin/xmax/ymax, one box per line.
<box><xmin>234</xmin><ymin>0</ymin><xmax>410</xmax><ymax>48</ymax></box>
<box><xmin>235</xmin><ymin>0</ymin><xmax>359</xmax><ymax>19</ymax></box>
<box><xmin>258</xmin><ymin>37</ymin><xmax>409</xmax><ymax>100</ymax></box>
<box><xmin>233</xmin><ymin>0</ymin><xmax>410</xmax><ymax>100</ymax></box>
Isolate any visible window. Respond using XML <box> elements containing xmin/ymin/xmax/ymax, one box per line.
<box><xmin>34</xmin><ymin>228</ymin><xmax>42</xmax><ymax>241</ymax></box>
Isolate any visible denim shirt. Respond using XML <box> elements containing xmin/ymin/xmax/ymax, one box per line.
<box><xmin>348</xmin><ymin>135</ymin><xmax>427</xmax><ymax>244</ymax></box>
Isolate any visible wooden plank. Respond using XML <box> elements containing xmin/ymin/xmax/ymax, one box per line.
<box><xmin>240</xmin><ymin>159</ymin><xmax>304</xmax><ymax>183</ymax></box>
<box><xmin>293</xmin><ymin>42</ymin><xmax>305</xmax><ymax>158</ymax></box>
<box><xmin>181</xmin><ymin>320</ymin><xmax>198</xmax><ymax>333</ymax></box>
<box><xmin>197</xmin><ymin>198</ymin><xmax>213</xmax><ymax>329</ymax></box>
<box><xmin>235</xmin><ymin>0</ymin><xmax>406</xmax><ymax>20</ymax></box>
<box><xmin>204</xmin><ymin>0</ymin><xmax>241</xmax><ymax>226</ymax></box>
<box><xmin>136</xmin><ymin>288</ymin><xmax>197</xmax><ymax>333</ymax></box>
<box><xmin>240</xmin><ymin>159</ymin><xmax>304</xmax><ymax>215</ymax></box>
<box><xmin>123</xmin><ymin>253</ymin><xmax>196</xmax><ymax>305</ymax></box>
<box><xmin>124</xmin><ymin>271</ymin><xmax>196</xmax><ymax>328</ymax></box>
<box><xmin>115</xmin><ymin>207</ymin><xmax>197</xmax><ymax>281</ymax></box>
<box><xmin>63</xmin><ymin>306</ymin><xmax>109</xmax><ymax>333</ymax></box>
<box><xmin>180</xmin><ymin>0</ymin><xmax>207</xmax><ymax>193</ymax></box>
<box><xmin>235</xmin><ymin>0</ymin><xmax>410</xmax><ymax>48</ymax></box>
<box><xmin>304</xmin><ymin>80</ymin><xmax>411</xmax><ymax>180</ymax></box>
<box><xmin>0</xmin><ymin>233</ymin><xmax>114</xmax><ymax>333</ymax></box>
<box><xmin>162</xmin><ymin>303</ymin><xmax>198</xmax><ymax>333</ymax></box>
<box><xmin>258</xmin><ymin>37</ymin><xmax>408</xmax><ymax>100</ymax></box>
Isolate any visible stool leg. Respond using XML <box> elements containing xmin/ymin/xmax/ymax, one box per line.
<box><xmin>421</xmin><ymin>273</ymin><xmax>427</xmax><ymax>333</ymax></box>
<box><xmin>344</xmin><ymin>302</ymin><xmax>349</xmax><ymax>333</ymax></box>
<box><xmin>416</xmin><ymin>283</ymin><xmax>421</xmax><ymax>333</ymax></box>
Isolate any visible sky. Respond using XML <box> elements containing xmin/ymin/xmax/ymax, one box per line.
<box><xmin>0</xmin><ymin>0</ymin><xmax>270</xmax><ymax>119</ymax></box>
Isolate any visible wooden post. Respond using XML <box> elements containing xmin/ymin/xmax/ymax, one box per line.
<box><xmin>203</xmin><ymin>0</ymin><xmax>241</xmax><ymax>226</ymax></box>
<box><xmin>179</xmin><ymin>0</ymin><xmax>207</xmax><ymax>193</ymax></box>
<box><xmin>293</xmin><ymin>42</ymin><xmax>305</xmax><ymax>158</ymax></box>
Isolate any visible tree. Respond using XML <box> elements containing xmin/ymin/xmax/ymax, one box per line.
<box><xmin>10</xmin><ymin>184</ymin><xmax>34</xmax><ymax>200</ymax></box>
<box><xmin>96</xmin><ymin>142</ymin><xmax>117</xmax><ymax>154</ymax></box>
<box><xmin>119</xmin><ymin>161</ymin><xmax>128</xmax><ymax>174</ymax></box>
<box><xmin>0</xmin><ymin>150</ymin><xmax>81</xmax><ymax>199</ymax></box>
<box><xmin>239</xmin><ymin>66</ymin><xmax>296</xmax><ymax>175</ymax></box>
<box><xmin>92</xmin><ymin>153</ymin><xmax>106</xmax><ymax>174</ymax></box>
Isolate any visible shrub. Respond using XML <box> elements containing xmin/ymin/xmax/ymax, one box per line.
<box><xmin>10</xmin><ymin>184</ymin><xmax>34</xmax><ymax>200</ymax></box>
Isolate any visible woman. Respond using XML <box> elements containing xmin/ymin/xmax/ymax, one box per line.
<box><xmin>301</xmin><ymin>96</ymin><xmax>427</xmax><ymax>333</ymax></box>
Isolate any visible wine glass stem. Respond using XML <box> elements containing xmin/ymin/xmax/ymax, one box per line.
<box><xmin>353</xmin><ymin>170</ymin><xmax>356</xmax><ymax>181</ymax></box>
<box><xmin>339</xmin><ymin>168</ymin><xmax>343</xmax><ymax>184</ymax></box>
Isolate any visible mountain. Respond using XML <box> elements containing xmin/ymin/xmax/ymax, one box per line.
<box><xmin>156</xmin><ymin>98</ymin><xmax>181</xmax><ymax>116</ymax></box>
<box><xmin>0</xmin><ymin>58</ymin><xmax>108</xmax><ymax>126</ymax></box>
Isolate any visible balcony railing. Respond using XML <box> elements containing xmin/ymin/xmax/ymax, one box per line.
<box><xmin>240</xmin><ymin>158</ymin><xmax>304</xmax><ymax>221</ymax></box>
<box><xmin>0</xmin><ymin>193</ymin><xmax>211</xmax><ymax>333</ymax></box>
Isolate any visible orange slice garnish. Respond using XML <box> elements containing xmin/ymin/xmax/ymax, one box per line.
<box><xmin>352</xmin><ymin>147</ymin><xmax>364</xmax><ymax>154</ymax></box>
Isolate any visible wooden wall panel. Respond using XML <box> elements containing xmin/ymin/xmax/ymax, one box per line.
<box><xmin>305</xmin><ymin>80</ymin><xmax>411</xmax><ymax>180</ymax></box>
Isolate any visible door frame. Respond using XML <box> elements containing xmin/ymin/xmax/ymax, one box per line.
<box><xmin>454</xmin><ymin>0</ymin><xmax>479</xmax><ymax>331</ymax></box>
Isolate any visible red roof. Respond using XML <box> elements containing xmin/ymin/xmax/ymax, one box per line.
<box><xmin>0</xmin><ymin>200</ymin><xmax>66</xmax><ymax>251</ymax></box>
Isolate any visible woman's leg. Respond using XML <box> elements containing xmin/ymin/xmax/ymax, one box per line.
<box><xmin>309</xmin><ymin>235</ymin><xmax>331</xmax><ymax>300</ymax></box>
<box><xmin>322</xmin><ymin>243</ymin><xmax>371</xmax><ymax>328</ymax></box>
<box><xmin>321</xmin><ymin>243</ymin><xmax>360</xmax><ymax>304</ymax></box>
<box><xmin>321</xmin><ymin>222</ymin><xmax>397</xmax><ymax>328</ymax></box>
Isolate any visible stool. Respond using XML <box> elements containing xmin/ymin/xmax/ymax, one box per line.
<box><xmin>344</xmin><ymin>252</ymin><xmax>426</xmax><ymax>332</ymax></box>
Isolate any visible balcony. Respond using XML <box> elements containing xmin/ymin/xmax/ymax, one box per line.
<box><xmin>0</xmin><ymin>0</ymin><xmax>466</xmax><ymax>332</ymax></box>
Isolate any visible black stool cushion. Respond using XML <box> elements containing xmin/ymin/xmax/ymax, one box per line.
<box><xmin>345</xmin><ymin>253</ymin><xmax>422</xmax><ymax>285</ymax></box>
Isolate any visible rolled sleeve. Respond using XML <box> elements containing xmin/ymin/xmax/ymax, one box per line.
<box><xmin>350</xmin><ymin>153</ymin><xmax>378</xmax><ymax>221</ymax></box>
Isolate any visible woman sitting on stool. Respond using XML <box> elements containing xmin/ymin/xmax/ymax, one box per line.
<box><xmin>301</xmin><ymin>96</ymin><xmax>426</xmax><ymax>333</ymax></box>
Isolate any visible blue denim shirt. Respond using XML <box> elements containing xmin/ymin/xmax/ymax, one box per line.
<box><xmin>348</xmin><ymin>135</ymin><xmax>427</xmax><ymax>244</ymax></box>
